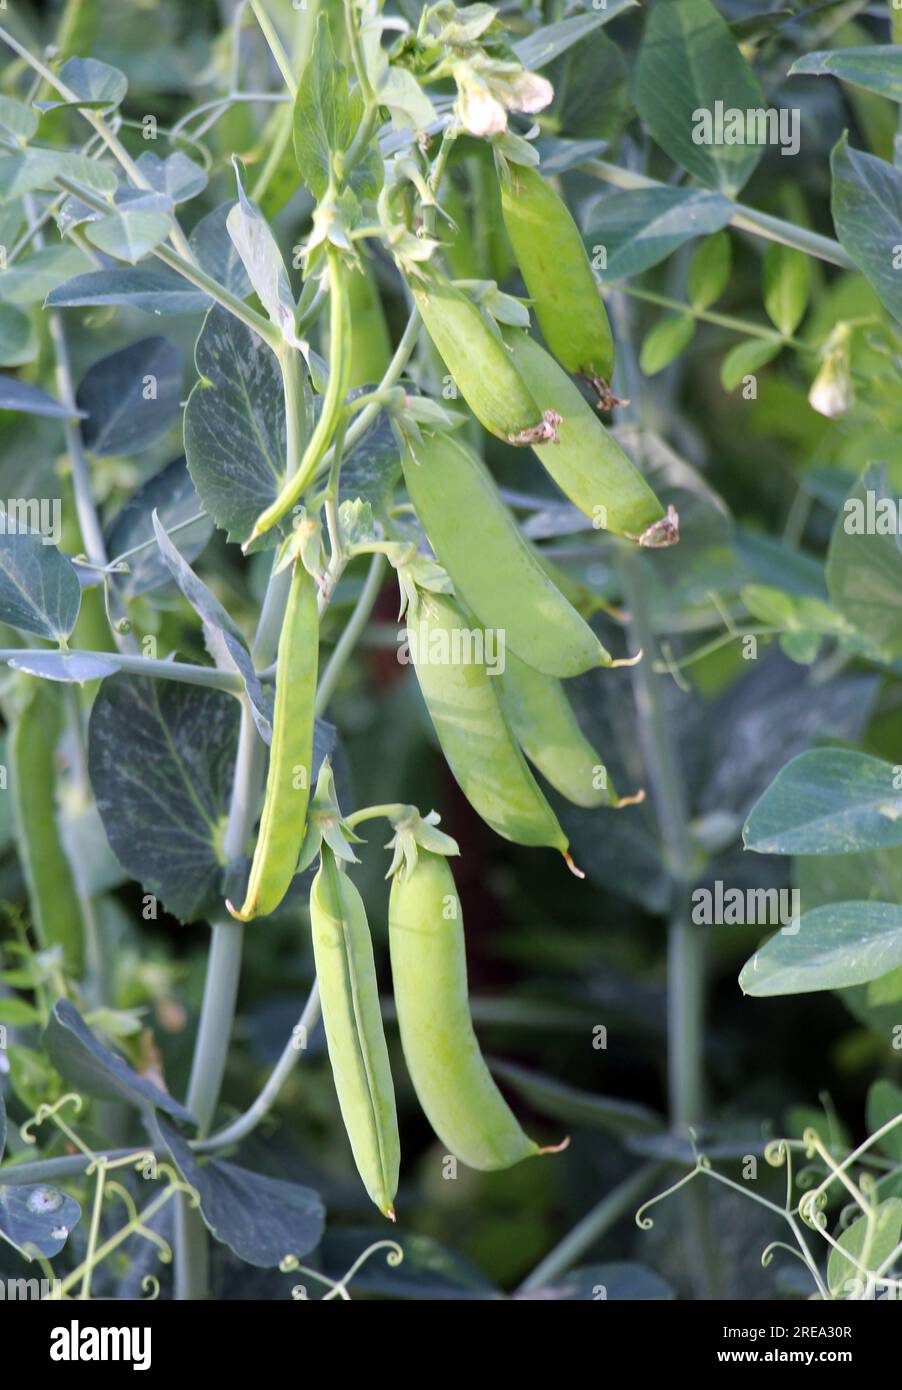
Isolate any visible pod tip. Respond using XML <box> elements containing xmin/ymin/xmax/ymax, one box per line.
<box><xmin>225</xmin><ymin>899</ymin><xmax>250</xmax><ymax>922</ymax></box>
<box><xmin>609</xmin><ymin>648</ymin><xmax>643</xmax><ymax>669</ymax></box>
<box><xmin>563</xmin><ymin>851</ymin><xmax>585</xmax><ymax>880</ymax></box>
<box><xmin>613</xmin><ymin>788</ymin><xmax>646</xmax><ymax>810</ymax></box>
<box><xmin>385</xmin><ymin>1205</ymin><xmax>397</xmax><ymax>1223</ymax></box>
<box><xmin>538</xmin><ymin>1136</ymin><xmax>571</xmax><ymax>1157</ymax></box>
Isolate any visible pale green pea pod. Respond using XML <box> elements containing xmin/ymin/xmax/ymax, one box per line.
<box><xmin>497</xmin><ymin>651</ymin><xmax>614</xmax><ymax>809</ymax></box>
<box><xmin>228</xmin><ymin>560</ymin><xmax>318</xmax><ymax>921</ymax></box>
<box><xmin>405</xmin><ymin>586</ymin><xmax>581</xmax><ymax>870</ymax></box>
<box><xmin>401</xmin><ymin>429</ymin><xmax>610</xmax><ymax>677</ymax></box>
<box><xmin>310</xmin><ymin>848</ymin><xmax>400</xmax><ymax>1219</ymax></box>
<box><xmin>409</xmin><ymin>272</ymin><xmax>557</xmax><ymax>445</ymax></box>
<box><xmin>500</xmin><ymin>163</ymin><xmax>615</xmax><ymax>400</ymax></box>
<box><xmin>505</xmin><ymin>329</ymin><xmax>670</xmax><ymax>542</ymax></box>
<box><xmin>389</xmin><ymin>847</ymin><xmax>564</xmax><ymax>1170</ymax></box>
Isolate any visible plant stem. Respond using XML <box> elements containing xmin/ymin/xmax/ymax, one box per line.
<box><xmin>586</xmin><ymin>159</ymin><xmax>854</xmax><ymax>270</ymax></box>
<box><xmin>516</xmin><ymin>1164</ymin><xmax>665</xmax><ymax>1293</ymax></box>
<box><xmin>315</xmin><ymin>553</ymin><xmax>386</xmax><ymax>714</ymax></box>
<box><xmin>610</xmin><ymin>282</ymin><xmax>811</xmax><ymax>352</ymax></box>
<box><xmin>249</xmin><ymin>0</ymin><xmax>298</xmax><ymax>96</ymax></box>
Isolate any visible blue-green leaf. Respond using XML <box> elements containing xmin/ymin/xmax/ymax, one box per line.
<box><xmin>826</xmin><ymin>465</ymin><xmax>902</xmax><ymax>657</ymax></box>
<box><xmin>0</xmin><ymin>374</ymin><xmax>83</xmax><ymax>418</ymax></box>
<box><xmin>0</xmin><ymin>304</ymin><xmax>37</xmax><ymax>367</ymax></box>
<box><xmin>76</xmin><ymin>336</ymin><xmax>182</xmax><ymax>457</ymax></box>
<box><xmin>105</xmin><ymin>457</ymin><xmax>211</xmax><ymax>598</ymax></box>
<box><xmin>744</xmin><ymin>749</ymin><xmax>902</xmax><ymax>855</ymax></box>
<box><xmin>0</xmin><ymin>1183</ymin><xmax>81</xmax><ymax>1260</ymax></box>
<box><xmin>792</xmin><ymin>48</ymin><xmax>902</xmax><ymax>104</ymax></box>
<box><xmin>634</xmin><ymin>0</ymin><xmax>765</xmax><ymax>195</ymax></box>
<box><xmin>47</xmin><ymin>266</ymin><xmax>209</xmax><ymax>315</ymax></box>
<box><xmin>84</xmin><ymin>209</ymin><xmax>172</xmax><ymax>264</ymax></box>
<box><xmin>739</xmin><ymin>902</ymin><xmax>902</xmax><ymax>996</ymax></box>
<box><xmin>828</xmin><ymin>1198</ymin><xmax>902</xmax><ymax>1298</ymax></box>
<box><xmin>512</xmin><ymin>1</ymin><xmax>638</xmax><ymax>71</ymax></box>
<box><xmin>0</xmin><ymin>531</ymin><xmax>81</xmax><ymax>640</ymax></box>
<box><xmin>587</xmin><ymin>186</ymin><xmax>734</xmax><ymax>281</ymax></box>
<box><xmin>39</xmin><ymin>56</ymin><xmax>128</xmax><ymax>110</ymax></box>
<box><xmin>135</xmin><ymin>150</ymin><xmax>208</xmax><ymax>202</ymax></box>
<box><xmin>831</xmin><ymin>135</ymin><xmax>902</xmax><ymax>326</ymax></box>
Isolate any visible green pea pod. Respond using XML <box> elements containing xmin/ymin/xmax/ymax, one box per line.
<box><xmin>345</xmin><ymin>256</ymin><xmax>392</xmax><ymax>390</ymax></box>
<box><xmin>401</xmin><ymin>430</ymin><xmax>610</xmax><ymax>676</ymax></box>
<box><xmin>310</xmin><ymin>848</ymin><xmax>400</xmax><ymax>1218</ymax></box>
<box><xmin>390</xmin><ymin>849</ymin><xmax>561</xmax><ymax>1170</ymax></box>
<box><xmin>505</xmin><ymin>329</ymin><xmax>666</xmax><ymax>540</ymax></box>
<box><xmin>246</xmin><ymin>247</ymin><xmax>350</xmax><ymax>548</ymax></box>
<box><xmin>410</xmin><ymin>272</ymin><xmax>553</xmax><ymax>445</ymax></box>
<box><xmin>501</xmin><ymin>164</ymin><xmax>615</xmax><ymax>399</ymax></box>
<box><xmin>10</xmin><ymin>680</ymin><xmax>85</xmax><ymax>976</ymax></box>
<box><xmin>406</xmin><ymin>587</ymin><xmax>577</xmax><ymax>864</ymax></box>
<box><xmin>498</xmin><ymin>651</ymin><xmax>612</xmax><ymax>809</ymax></box>
<box><xmin>228</xmin><ymin>561</ymin><xmax>318</xmax><ymax>921</ymax></box>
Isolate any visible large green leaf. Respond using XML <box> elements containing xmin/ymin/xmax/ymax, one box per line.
<box><xmin>0</xmin><ymin>375</ymin><xmax>83</xmax><ymax>418</ymax></box>
<box><xmin>744</xmin><ymin>749</ymin><xmax>902</xmax><ymax>856</ymax></box>
<box><xmin>77</xmin><ymin>336</ymin><xmax>182</xmax><ymax>457</ymax></box>
<box><xmin>488</xmin><ymin>1059</ymin><xmax>663</xmax><ymax>1137</ymax></box>
<box><xmin>866</xmin><ymin>1080</ymin><xmax>902</xmax><ymax>1162</ymax></box>
<box><xmin>792</xmin><ymin>47</ymin><xmax>902</xmax><ymax>103</ymax></box>
<box><xmin>826</xmin><ymin>466</ymin><xmax>902</xmax><ymax>657</ymax></box>
<box><xmin>0</xmin><ymin>1182</ymin><xmax>81</xmax><ymax>1260</ymax></box>
<box><xmin>226</xmin><ymin>162</ymin><xmax>295</xmax><ymax>333</ymax></box>
<box><xmin>293</xmin><ymin>14</ymin><xmax>382</xmax><ymax>203</ymax></box>
<box><xmin>739</xmin><ymin>902</ymin><xmax>902</xmax><ymax>996</ymax></box>
<box><xmin>587</xmin><ymin>186</ymin><xmax>734</xmax><ymax>281</ymax></box>
<box><xmin>0</xmin><ymin>245</ymin><xmax>92</xmax><ymax>305</ymax></box>
<box><xmin>0</xmin><ymin>531</ymin><xmax>81</xmax><ymax>640</ymax></box>
<box><xmin>84</xmin><ymin>209</ymin><xmax>172</xmax><ymax>264</ymax></box>
<box><xmin>87</xmin><ymin>674</ymin><xmax>239</xmax><ymax>923</ymax></box>
<box><xmin>105</xmin><ymin>457</ymin><xmax>212</xmax><ymax>598</ymax></box>
<box><xmin>831</xmin><ymin>135</ymin><xmax>902</xmax><ymax>326</ymax></box>
<box><xmin>184</xmin><ymin>305</ymin><xmax>287</xmax><ymax>546</ymax></box>
<box><xmin>47</xmin><ymin>267</ymin><xmax>209</xmax><ymax>315</ymax></box>
<box><xmin>634</xmin><ymin>0</ymin><xmax>765</xmax><ymax>195</ymax></box>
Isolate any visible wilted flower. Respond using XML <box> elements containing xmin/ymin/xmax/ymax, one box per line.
<box><xmin>453</xmin><ymin>58</ymin><xmax>553</xmax><ymax>137</ymax></box>
<box><xmin>808</xmin><ymin>325</ymin><xmax>854</xmax><ymax>418</ymax></box>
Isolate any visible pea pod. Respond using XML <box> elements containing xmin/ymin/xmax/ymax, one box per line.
<box><xmin>497</xmin><ymin>651</ymin><xmax>612</xmax><ymax>809</ymax></box>
<box><xmin>501</xmin><ymin>163</ymin><xmax>615</xmax><ymax>401</ymax></box>
<box><xmin>310</xmin><ymin>847</ymin><xmax>400</xmax><ymax>1218</ymax></box>
<box><xmin>505</xmin><ymin>329</ymin><xmax>667</xmax><ymax>539</ymax></box>
<box><xmin>228</xmin><ymin>561</ymin><xmax>318</xmax><ymax>921</ymax></box>
<box><xmin>389</xmin><ymin>848</ymin><xmax>556</xmax><ymax>1170</ymax></box>
<box><xmin>410</xmin><ymin>272</ymin><xmax>555</xmax><ymax>445</ymax></box>
<box><xmin>345</xmin><ymin>255</ymin><xmax>392</xmax><ymax>390</ymax></box>
<box><xmin>10</xmin><ymin>680</ymin><xmax>85</xmax><ymax>976</ymax></box>
<box><xmin>401</xmin><ymin>430</ymin><xmax>610</xmax><ymax>676</ymax></box>
<box><xmin>406</xmin><ymin>586</ymin><xmax>576</xmax><ymax>863</ymax></box>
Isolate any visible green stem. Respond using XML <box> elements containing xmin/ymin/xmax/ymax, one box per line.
<box><xmin>249</xmin><ymin>0</ymin><xmax>298</xmax><ymax>96</ymax></box>
<box><xmin>587</xmin><ymin>159</ymin><xmax>854</xmax><ymax>270</ymax></box>
<box><xmin>516</xmin><ymin>1164</ymin><xmax>665</xmax><ymax>1293</ymax></box>
<box><xmin>0</xmin><ymin>651</ymin><xmax>242</xmax><ymax>692</ymax></box>
<box><xmin>611</xmin><ymin>282</ymin><xmax>811</xmax><ymax>352</ymax></box>
<box><xmin>315</xmin><ymin>553</ymin><xmax>386</xmax><ymax>714</ymax></box>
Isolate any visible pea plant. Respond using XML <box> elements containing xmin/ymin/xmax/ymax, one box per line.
<box><xmin>0</xmin><ymin>0</ymin><xmax>902</xmax><ymax>1306</ymax></box>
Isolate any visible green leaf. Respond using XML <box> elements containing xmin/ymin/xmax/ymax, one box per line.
<box><xmin>744</xmin><ymin>749</ymin><xmax>902</xmax><ymax>856</ymax></box>
<box><xmin>866</xmin><ymin>1080</ymin><xmax>902</xmax><ymax>1161</ymax></box>
<box><xmin>588</xmin><ymin>186</ymin><xmax>733</xmax><ymax>281</ymax></box>
<box><xmin>292</xmin><ymin>13</ymin><xmax>382</xmax><ymax>203</ymax></box>
<box><xmin>40</xmin><ymin>56</ymin><xmax>128</xmax><ymax>110</ymax></box>
<box><xmin>688</xmin><ymin>230</ymin><xmax>731</xmax><ymax>310</ymax></box>
<box><xmin>719</xmin><ymin>337</ymin><xmax>782</xmax><ymax>391</ymax></box>
<box><xmin>43</xmin><ymin>998</ymin><xmax>194</xmax><ymax>1119</ymax></box>
<box><xmin>154</xmin><ymin>1117</ymin><xmax>325</xmax><ymax>1268</ymax></box>
<box><xmin>105</xmin><ymin>457</ymin><xmax>212</xmax><ymax>598</ymax></box>
<box><xmin>0</xmin><ymin>1182</ymin><xmax>80</xmax><ymax>1260</ymax></box>
<box><xmin>763</xmin><ymin>244</ymin><xmax>810</xmax><ymax>336</ymax></box>
<box><xmin>135</xmin><ymin>150</ymin><xmax>207</xmax><ymax>203</ymax></box>
<box><xmin>87</xmin><ymin>674</ymin><xmax>240</xmax><ymax>923</ymax></box>
<box><xmin>0</xmin><ymin>304</ymin><xmax>37</xmax><ymax>367</ymax></box>
<box><xmin>826</xmin><ymin>465</ymin><xmax>902</xmax><ymax>657</ymax></box>
<box><xmin>739</xmin><ymin>902</ymin><xmax>902</xmax><ymax>996</ymax></box>
<box><xmin>792</xmin><ymin>47</ymin><xmax>902</xmax><ymax>104</ymax></box>
<box><xmin>487</xmin><ymin>1059</ymin><xmax>663</xmax><ymax>1137</ymax></box>
<box><xmin>84</xmin><ymin>209</ymin><xmax>172</xmax><ymax>264</ymax></box>
<box><xmin>518</xmin><ymin>1263</ymin><xmax>674</xmax><ymax>1302</ymax></box>
<box><xmin>184</xmin><ymin>305</ymin><xmax>286</xmax><ymax>547</ymax></box>
<box><xmin>188</xmin><ymin>202</ymin><xmax>253</xmax><ymax>299</ymax></box>
<box><xmin>0</xmin><ymin>997</ymin><xmax>40</xmax><ymax>1026</ymax></box>
<box><xmin>226</xmin><ymin>161</ymin><xmax>295</xmax><ymax>333</ymax></box>
<box><xmin>76</xmin><ymin>336</ymin><xmax>182</xmax><ymax>457</ymax></box>
<box><xmin>0</xmin><ymin>531</ymin><xmax>81</xmax><ymax>640</ymax></box>
<box><xmin>639</xmin><ymin>314</ymin><xmax>695</xmax><ymax>375</ymax></box>
<box><xmin>831</xmin><ymin>134</ymin><xmax>902</xmax><ymax>326</ymax></box>
<box><xmin>0</xmin><ymin>374</ymin><xmax>84</xmax><ymax>418</ymax></box>
<box><xmin>0</xmin><ymin>244</ymin><xmax>92</xmax><ymax>305</ymax></box>
<box><xmin>0</xmin><ymin>95</ymin><xmax>38</xmax><ymax>143</ymax></box>
<box><xmin>634</xmin><ymin>0</ymin><xmax>765</xmax><ymax>196</ymax></box>
<box><xmin>47</xmin><ymin>266</ymin><xmax>209</xmax><ymax>315</ymax></box>
<box><xmin>512</xmin><ymin>1</ymin><xmax>639</xmax><ymax>70</ymax></box>
<box><xmin>827</xmin><ymin>1198</ymin><xmax>902</xmax><ymax>1298</ymax></box>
